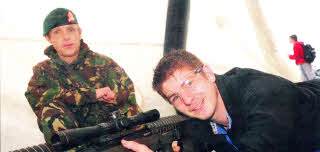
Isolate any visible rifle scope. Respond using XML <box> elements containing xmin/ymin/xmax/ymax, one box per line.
<box><xmin>51</xmin><ymin>109</ymin><xmax>160</xmax><ymax>151</ymax></box>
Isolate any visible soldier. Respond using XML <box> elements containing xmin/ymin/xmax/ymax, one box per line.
<box><xmin>25</xmin><ymin>8</ymin><xmax>142</xmax><ymax>151</ymax></box>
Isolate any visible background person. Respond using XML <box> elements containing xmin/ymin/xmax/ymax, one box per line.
<box><xmin>289</xmin><ymin>34</ymin><xmax>316</xmax><ymax>81</ymax></box>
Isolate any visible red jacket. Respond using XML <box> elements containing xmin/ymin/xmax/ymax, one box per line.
<box><xmin>289</xmin><ymin>41</ymin><xmax>306</xmax><ymax>65</ymax></box>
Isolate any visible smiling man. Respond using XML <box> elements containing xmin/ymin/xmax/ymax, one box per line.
<box><xmin>122</xmin><ymin>50</ymin><xmax>320</xmax><ymax>152</ymax></box>
<box><xmin>25</xmin><ymin>8</ymin><xmax>141</xmax><ymax>151</ymax></box>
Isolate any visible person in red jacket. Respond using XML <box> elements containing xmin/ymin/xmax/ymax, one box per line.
<box><xmin>289</xmin><ymin>34</ymin><xmax>315</xmax><ymax>81</ymax></box>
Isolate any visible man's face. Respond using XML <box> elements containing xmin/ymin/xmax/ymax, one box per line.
<box><xmin>45</xmin><ymin>24</ymin><xmax>82</xmax><ymax>59</ymax></box>
<box><xmin>289</xmin><ymin>37</ymin><xmax>295</xmax><ymax>44</ymax></box>
<box><xmin>161</xmin><ymin>66</ymin><xmax>218</xmax><ymax>120</ymax></box>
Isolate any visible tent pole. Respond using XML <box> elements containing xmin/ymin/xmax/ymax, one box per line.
<box><xmin>163</xmin><ymin>0</ymin><xmax>190</xmax><ymax>56</ymax></box>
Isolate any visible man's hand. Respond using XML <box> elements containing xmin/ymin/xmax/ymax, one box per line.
<box><xmin>121</xmin><ymin>140</ymin><xmax>181</xmax><ymax>152</ymax></box>
<box><xmin>121</xmin><ymin>139</ymin><xmax>153</xmax><ymax>152</ymax></box>
<box><xmin>288</xmin><ymin>54</ymin><xmax>295</xmax><ymax>59</ymax></box>
<box><xmin>96</xmin><ymin>87</ymin><xmax>115</xmax><ymax>103</ymax></box>
<box><xmin>172</xmin><ymin>141</ymin><xmax>181</xmax><ymax>152</ymax></box>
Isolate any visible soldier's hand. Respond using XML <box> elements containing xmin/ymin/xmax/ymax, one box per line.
<box><xmin>121</xmin><ymin>139</ymin><xmax>153</xmax><ymax>152</ymax></box>
<box><xmin>96</xmin><ymin>87</ymin><xmax>115</xmax><ymax>103</ymax></box>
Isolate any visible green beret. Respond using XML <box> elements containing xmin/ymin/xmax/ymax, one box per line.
<box><xmin>43</xmin><ymin>8</ymin><xmax>78</xmax><ymax>36</ymax></box>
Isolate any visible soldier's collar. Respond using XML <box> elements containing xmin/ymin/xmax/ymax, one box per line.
<box><xmin>44</xmin><ymin>40</ymin><xmax>90</xmax><ymax>65</ymax></box>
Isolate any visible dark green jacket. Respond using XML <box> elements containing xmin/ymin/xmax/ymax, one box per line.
<box><xmin>188</xmin><ymin>68</ymin><xmax>320</xmax><ymax>152</ymax></box>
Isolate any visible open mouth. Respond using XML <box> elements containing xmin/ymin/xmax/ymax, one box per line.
<box><xmin>192</xmin><ymin>97</ymin><xmax>205</xmax><ymax>113</ymax></box>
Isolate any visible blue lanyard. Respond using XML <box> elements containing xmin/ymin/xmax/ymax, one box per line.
<box><xmin>225</xmin><ymin>134</ymin><xmax>239</xmax><ymax>151</ymax></box>
<box><xmin>213</xmin><ymin>124</ymin><xmax>239</xmax><ymax>151</ymax></box>
<box><xmin>210</xmin><ymin>113</ymin><xmax>239</xmax><ymax>151</ymax></box>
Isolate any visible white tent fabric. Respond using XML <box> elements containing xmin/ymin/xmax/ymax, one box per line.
<box><xmin>1</xmin><ymin>0</ymin><xmax>320</xmax><ymax>151</ymax></box>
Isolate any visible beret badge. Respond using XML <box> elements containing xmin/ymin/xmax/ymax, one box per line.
<box><xmin>67</xmin><ymin>11</ymin><xmax>75</xmax><ymax>23</ymax></box>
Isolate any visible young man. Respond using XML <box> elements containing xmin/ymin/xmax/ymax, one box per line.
<box><xmin>289</xmin><ymin>34</ymin><xmax>316</xmax><ymax>81</ymax></box>
<box><xmin>122</xmin><ymin>50</ymin><xmax>320</xmax><ymax>152</ymax></box>
<box><xmin>25</xmin><ymin>8</ymin><xmax>142</xmax><ymax>151</ymax></box>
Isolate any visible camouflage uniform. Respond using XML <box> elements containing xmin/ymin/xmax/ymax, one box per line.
<box><xmin>25</xmin><ymin>40</ymin><xmax>142</xmax><ymax>151</ymax></box>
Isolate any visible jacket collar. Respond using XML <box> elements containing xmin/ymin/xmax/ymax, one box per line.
<box><xmin>215</xmin><ymin>74</ymin><xmax>233</xmax><ymax>113</ymax></box>
<box><xmin>44</xmin><ymin>39</ymin><xmax>91</xmax><ymax>69</ymax></box>
<box><xmin>215</xmin><ymin>69</ymin><xmax>244</xmax><ymax>135</ymax></box>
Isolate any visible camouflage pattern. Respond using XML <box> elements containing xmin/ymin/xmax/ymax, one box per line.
<box><xmin>25</xmin><ymin>40</ymin><xmax>142</xmax><ymax>151</ymax></box>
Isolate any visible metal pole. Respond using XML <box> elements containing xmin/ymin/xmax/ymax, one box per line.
<box><xmin>163</xmin><ymin>0</ymin><xmax>190</xmax><ymax>56</ymax></box>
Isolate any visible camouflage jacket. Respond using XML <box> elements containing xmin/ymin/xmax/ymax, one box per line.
<box><xmin>25</xmin><ymin>40</ymin><xmax>141</xmax><ymax>151</ymax></box>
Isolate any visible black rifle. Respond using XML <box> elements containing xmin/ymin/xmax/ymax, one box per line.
<box><xmin>12</xmin><ymin>109</ymin><xmax>195</xmax><ymax>152</ymax></box>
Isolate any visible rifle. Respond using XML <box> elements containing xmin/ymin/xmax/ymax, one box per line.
<box><xmin>12</xmin><ymin>109</ymin><xmax>196</xmax><ymax>152</ymax></box>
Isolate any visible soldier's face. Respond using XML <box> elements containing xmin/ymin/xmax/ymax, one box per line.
<box><xmin>161</xmin><ymin>66</ymin><xmax>219</xmax><ymax>120</ymax></box>
<box><xmin>46</xmin><ymin>24</ymin><xmax>82</xmax><ymax>60</ymax></box>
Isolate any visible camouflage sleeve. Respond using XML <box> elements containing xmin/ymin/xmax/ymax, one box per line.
<box><xmin>25</xmin><ymin>65</ymin><xmax>97</xmax><ymax>116</ymax></box>
<box><xmin>38</xmin><ymin>100</ymin><xmax>93</xmax><ymax>152</ymax></box>
<box><xmin>25</xmin><ymin>65</ymin><xmax>97</xmax><ymax>151</ymax></box>
<box><xmin>103</xmin><ymin>58</ymin><xmax>142</xmax><ymax>117</ymax></box>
